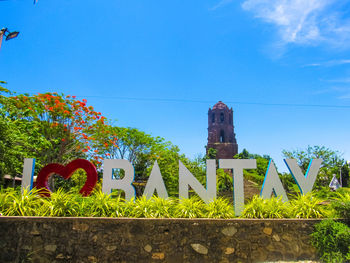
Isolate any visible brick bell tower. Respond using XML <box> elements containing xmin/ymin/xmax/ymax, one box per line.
<box><xmin>207</xmin><ymin>101</ymin><xmax>238</xmax><ymax>159</ymax></box>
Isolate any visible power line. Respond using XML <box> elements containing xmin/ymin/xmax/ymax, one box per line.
<box><xmin>76</xmin><ymin>95</ymin><xmax>350</xmax><ymax>109</ymax></box>
<box><xmin>11</xmin><ymin>92</ymin><xmax>350</xmax><ymax>109</ymax></box>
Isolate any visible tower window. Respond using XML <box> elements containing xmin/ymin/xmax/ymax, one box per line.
<box><xmin>212</xmin><ymin>113</ymin><xmax>215</xmax><ymax>123</ymax></box>
<box><xmin>220</xmin><ymin>113</ymin><xmax>224</xmax><ymax>122</ymax></box>
<box><xmin>220</xmin><ymin>130</ymin><xmax>225</xmax><ymax>142</ymax></box>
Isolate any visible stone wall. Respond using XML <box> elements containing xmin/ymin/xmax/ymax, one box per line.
<box><xmin>0</xmin><ymin>217</ymin><xmax>321</xmax><ymax>263</ymax></box>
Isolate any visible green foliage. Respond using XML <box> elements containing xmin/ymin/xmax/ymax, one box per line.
<box><xmin>288</xmin><ymin>192</ymin><xmax>327</xmax><ymax>218</ymax></box>
<box><xmin>86</xmin><ymin>190</ymin><xmax>117</xmax><ymax>217</ymax></box>
<box><xmin>1</xmin><ymin>188</ymin><xmax>45</xmax><ymax>216</ymax></box>
<box><xmin>341</xmin><ymin>164</ymin><xmax>350</xmax><ymax>187</ymax></box>
<box><xmin>334</xmin><ymin>188</ymin><xmax>350</xmax><ymax>202</ymax></box>
<box><xmin>234</xmin><ymin>149</ymin><xmax>270</xmax><ymax>185</ymax></box>
<box><xmin>41</xmin><ymin>189</ymin><xmax>83</xmax><ymax>217</ymax></box>
<box><xmin>217</xmin><ymin>168</ymin><xmax>233</xmax><ymax>192</ymax></box>
<box><xmin>128</xmin><ymin>196</ymin><xmax>175</xmax><ymax>218</ymax></box>
<box><xmin>313</xmin><ymin>187</ymin><xmax>340</xmax><ymax>200</ymax></box>
<box><xmin>0</xmin><ymin>188</ymin><xmax>235</xmax><ymax>218</ymax></box>
<box><xmin>311</xmin><ymin>219</ymin><xmax>350</xmax><ymax>262</ymax></box>
<box><xmin>3</xmin><ymin>186</ymin><xmax>350</xmax><ymax>219</ymax></box>
<box><xmin>242</xmin><ymin>192</ymin><xmax>330</xmax><ymax>219</ymax></box>
<box><xmin>205</xmin><ymin>148</ymin><xmax>217</xmax><ymax>159</ymax></box>
<box><xmin>244</xmin><ymin>170</ymin><xmax>265</xmax><ymax>185</ymax></box>
<box><xmin>0</xmin><ymin>87</ymin><xmax>113</xmax><ymax>185</ymax></box>
<box><xmin>206</xmin><ymin>197</ymin><xmax>235</xmax><ymax>218</ymax></box>
<box><xmin>93</xmin><ymin>125</ymin><xmax>207</xmax><ymax>197</ymax></box>
<box><xmin>241</xmin><ymin>196</ymin><xmax>289</xmax><ymax>218</ymax></box>
<box><xmin>279</xmin><ymin>172</ymin><xmax>300</xmax><ymax>194</ymax></box>
<box><xmin>332</xmin><ymin>201</ymin><xmax>350</xmax><ymax>220</ymax></box>
<box><xmin>174</xmin><ymin>196</ymin><xmax>207</xmax><ymax>218</ymax></box>
<box><xmin>331</xmin><ymin>189</ymin><xmax>350</xmax><ymax>219</ymax></box>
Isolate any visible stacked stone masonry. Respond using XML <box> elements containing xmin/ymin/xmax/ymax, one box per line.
<box><xmin>0</xmin><ymin>217</ymin><xmax>320</xmax><ymax>263</ymax></box>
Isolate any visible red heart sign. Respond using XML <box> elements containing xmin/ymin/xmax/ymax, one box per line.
<box><xmin>36</xmin><ymin>159</ymin><xmax>98</xmax><ymax>197</ymax></box>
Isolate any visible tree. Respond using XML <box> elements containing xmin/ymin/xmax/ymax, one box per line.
<box><xmin>233</xmin><ymin>148</ymin><xmax>270</xmax><ymax>184</ymax></box>
<box><xmin>205</xmin><ymin>148</ymin><xmax>217</xmax><ymax>159</ymax></box>
<box><xmin>340</xmin><ymin>163</ymin><xmax>349</xmax><ymax>187</ymax></box>
<box><xmin>0</xmin><ymin>87</ymin><xmax>116</xmax><ymax>184</ymax></box>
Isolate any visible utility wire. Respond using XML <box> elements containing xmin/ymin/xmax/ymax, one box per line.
<box><xmin>12</xmin><ymin>91</ymin><xmax>350</xmax><ymax>109</ymax></box>
<box><xmin>76</xmin><ymin>95</ymin><xmax>350</xmax><ymax>109</ymax></box>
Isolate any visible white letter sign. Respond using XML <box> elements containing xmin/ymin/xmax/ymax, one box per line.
<box><xmin>179</xmin><ymin>159</ymin><xmax>216</xmax><ymax>203</ymax></box>
<box><xmin>219</xmin><ymin>159</ymin><xmax>256</xmax><ymax>216</ymax></box>
<box><xmin>143</xmin><ymin>160</ymin><xmax>169</xmax><ymax>199</ymax></box>
<box><xmin>21</xmin><ymin>158</ymin><xmax>35</xmax><ymax>192</ymax></box>
<box><xmin>102</xmin><ymin>159</ymin><xmax>136</xmax><ymax>200</ymax></box>
<box><xmin>284</xmin><ymin>159</ymin><xmax>322</xmax><ymax>194</ymax></box>
<box><xmin>260</xmin><ymin>160</ymin><xmax>288</xmax><ymax>202</ymax></box>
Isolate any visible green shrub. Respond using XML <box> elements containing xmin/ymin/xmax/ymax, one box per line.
<box><xmin>0</xmin><ymin>187</ymin><xmax>345</xmax><ymax>219</ymax></box>
<box><xmin>331</xmin><ymin>201</ymin><xmax>350</xmax><ymax>220</ymax></box>
<box><xmin>329</xmin><ymin>189</ymin><xmax>350</xmax><ymax>220</ymax></box>
<box><xmin>2</xmin><ymin>188</ymin><xmax>45</xmax><ymax>216</ymax></box>
<box><xmin>128</xmin><ymin>196</ymin><xmax>175</xmax><ymax>218</ymax></box>
<box><xmin>174</xmin><ymin>196</ymin><xmax>207</xmax><ymax>218</ymax></box>
<box><xmin>243</xmin><ymin>170</ymin><xmax>265</xmax><ymax>185</ymax></box>
<box><xmin>217</xmin><ymin>169</ymin><xmax>233</xmax><ymax>191</ymax></box>
<box><xmin>40</xmin><ymin>189</ymin><xmax>83</xmax><ymax>217</ymax></box>
<box><xmin>147</xmin><ymin>196</ymin><xmax>176</xmax><ymax>218</ymax></box>
<box><xmin>85</xmin><ymin>190</ymin><xmax>118</xmax><ymax>217</ymax></box>
<box><xmin>311</xmin><ymin>219</ymin><xmax>350</xmax><ymax>262</ymax></box>
<box><xmin>0</xmin><ymin>187</ymin><xmax>15</xmax><ymax>215</ymax></box>
<box><xmin>288</xmin><ymin>192</ymin><xmax>327</xmax><ymax>218</ymax></box>
<box><xmin>241</xmin><ymin>195</ymin><xmax>289</xmax><ymax>218</ymax></box>
<box><xmin>206</xmin><ymin>197</ymin><xmax>234</xmax><ymax>218</ymax></box>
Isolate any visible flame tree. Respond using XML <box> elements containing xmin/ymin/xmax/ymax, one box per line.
<box><xmin>0</xmin><ymin>84</ymin><xmax>116</xmax><ymax>181</ymax></box>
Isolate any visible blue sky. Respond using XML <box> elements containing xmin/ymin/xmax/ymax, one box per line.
<box><xmin>1</xmin><ymin>0</ymin><xmax>350</xmax><ymax>172</ymax></box>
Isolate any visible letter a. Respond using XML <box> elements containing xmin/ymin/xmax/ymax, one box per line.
<box><xmin>260</xmin><ymin>160</ymin><xmax>288</xmax><ymax>202</ymax></box>
<box><xmin>143</xmin><ymin>160</ymin><xmax>168</xmax><ymax>199</ymax></box>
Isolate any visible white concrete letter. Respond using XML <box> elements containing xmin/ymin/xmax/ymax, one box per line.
<box><xmin>219</xmin><ymin>159</ymin><xmax>256</xmax><ymax>216</ymax></box>
<box><xmin>143</xmin><ymin>160</ymin><xmax>168</xmax><ymax>199</ymax></box>
<box><xmin>21</xmin><ymin>158</ymin><xmax>35</xmax><ymax>192</ymax></box>
<box><xmin>102</xmin><ymin>159</ymin><xmax>136</xmax><ymax>200</ymax></box>
<box><xmin>179</xmin><ymin>159</ymin><xmax>216</xmax><ymax>203</ymax></box>
<box><xmin>260</xmin><ymin>160</ymin><xmax>288</xmax><ymax>202</ymax></box>
<box><xmin>284</xmin><ymin>159</ymin><xmax>322</xmax><ymax>194</ymax></box>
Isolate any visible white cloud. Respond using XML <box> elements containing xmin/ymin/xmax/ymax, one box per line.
<box><xmin>210</xmin><ymin>0</ymin><xmax>234</xmax><ymax>11</ymax></box>
<box><xmin>304</xmin><ymin>59</ymin><xmax>350</xmax><ymax>67</ymax></box>
<box><xmin>338</xmin><ymin>93</ymin><xmax>350</xmax><ymax>99</ymax></box>
<box><xmin>326</xmin><ymin>78</ymin><xmax>350</xmax><ymax>84</ymax></box>
<box><xmin>241</xmin><ymin>0</ymin><xmax>350</xmax><ymax>47</ymax></box>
